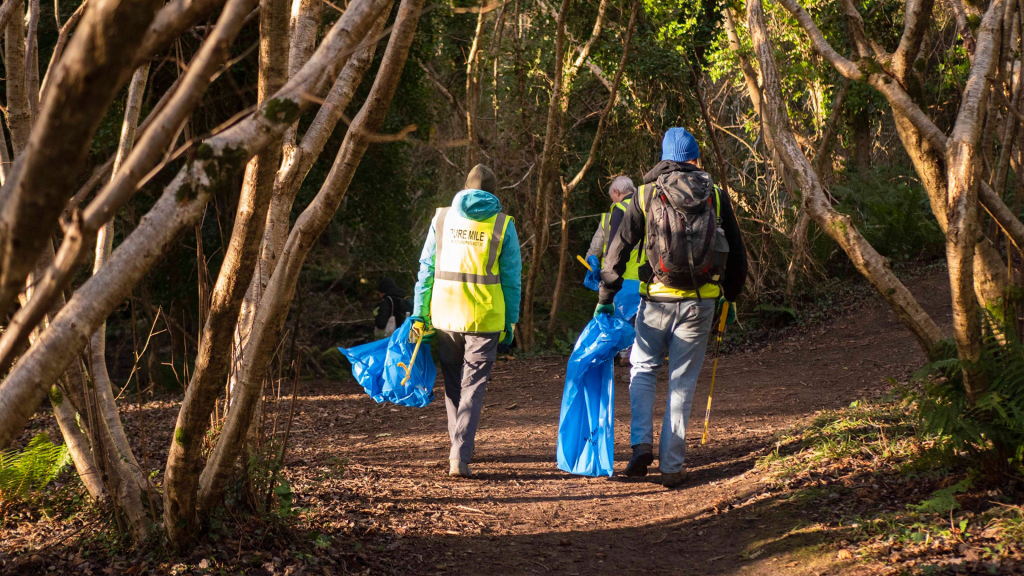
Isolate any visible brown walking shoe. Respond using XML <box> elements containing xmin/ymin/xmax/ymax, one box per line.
<box><xmin>448</xmin><ymin>459</ymin><xmax>472</xmax><ymax>478</ymax></box>
<box><xmin>661</xmin><ymin>469</ymin><xmax>687</xmax><ymax>489</ymax></box>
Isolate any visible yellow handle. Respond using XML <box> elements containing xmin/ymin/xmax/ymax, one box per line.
<box><xmin>399</xmin><ymin>334</ymin><xmax>425</xmax><ymax>386</ymax></box>
<box><xmin>576</xmin><ymin>255</ymin><xmax>593</xmax><ymax>272</ymax></box>
<box><xmin>702</xmin><ymin>301</ymin><xmax>729</xmax><ymax>445</ymax></box>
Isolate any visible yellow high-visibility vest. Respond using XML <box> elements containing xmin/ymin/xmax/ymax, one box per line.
<box><xmin>430</xmin><ymin>207</ymin><xmax>512</xmax><ymax>333</ymax></box>
<box><xmin>600</xmin><ymin>196</ymin><xmax>644</xmax><ymax>281</ymax></box>
<box><xmin>636</xmin><ymin>183</ymin><xmax>722</xmax><ymax>300</ymax></box>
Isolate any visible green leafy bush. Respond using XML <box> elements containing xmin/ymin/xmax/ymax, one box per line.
<box><xmin>829</xmin><ymin>166</ymin><xmax>944</xmax><ymax>262</ymax></box>
<box><xmin>0</xmin><ymin>432</ymin><xmax>72</xmax><ymax>501</ymax></box>
<box><xmin>912</xmin><ymin>325</ymin><xmax>1024</xmax><ymax>475</ymax></box>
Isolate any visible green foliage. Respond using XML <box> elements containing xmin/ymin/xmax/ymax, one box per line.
<box><xmin>829</xmin><ymin>166</ymin><xmax>944</xmax><ymax>262</ymax></box>
<box><xmin>908</xmin><ymin>477</ymin><xmax>972</xmax><ymax>515</ymax></box>
<box><xmin>0</xmin><ymin>433</ymin><xmax>72</xmax><ymax>501</ymax></box>
<box><xmin>753</xmin><ymin>302</ymin><xmax>797</xmax><ymax>324</ymax></box>
<box><xmin>912</xmin><ymin>319</ymin><xmax>1024</xmax><ymax>476</ymax></box>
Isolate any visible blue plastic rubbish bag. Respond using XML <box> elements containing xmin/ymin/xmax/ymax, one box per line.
<box><xmin>613</xmin><ymin>279</ymin><xmax>641</xmax><ymax>321</ymax></box>
<box><xmin>338</xmin><ymin>338</ymin><xmax>389</xmax><ymax>400</ymax></box>
<box><xmin>380</xmin><ymin>319</ymin><xmax>436</xmax><ymax>408</ymax></box>
<box><xmin>339</xmin><ymin>319</ymin><xmax>435</xmax><ymax>408</ymax></box>
<box><xmin>556</xmin><ymin>314</ymin><xmax>635</xmax><ymax>477</ymax></box>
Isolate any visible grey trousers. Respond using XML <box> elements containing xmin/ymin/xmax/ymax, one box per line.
<box><xmin>437</xmin><ymin>330</ymin><xmax>499</xmax><ymax>463</ymax></box>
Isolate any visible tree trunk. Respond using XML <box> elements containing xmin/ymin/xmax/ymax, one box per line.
<box><xmin>0</xmin><ymin>0</ymin><xmax>162</xmax><ymax>322</ymax></box>
<box><xmin>197</xmin><ymin>0</ymin><xmax>425</xmax><ymax>515</ymax></box>
<box><xmin>0</xmin><ymin>0</ymin><xmax>392</xmax><ymax>451</ymax></box>
<box><xmin>521</xmin><ymin>0</ymin><xmax>571</xmax><ymax>351</ymax></box>
<box><xmin>465</xmin><ymin>5</ymin><xmax>487</xmax><ymax>169</ymax></box>
<box><xmin>89</xmin><ymin>64</ymin><xmax>152</xmax><ymax>502</ymax></box>
<box><xmin>851</xmin><ymin>108</ymin><xmax>872</xmax><ymax>172</ymax></box>
<box><xmin>748</xmin><ymin>0</ymin><xmax>945</xmax><ymax>356</ymax></box>
<box><xmin>546</xmin><ymin>0</ymin><xmax>639</xmax><ymax>342</ymax></box>
<box><xmin>945</xmin><ymin>1</ymin><xmax>1006</xmax><ymax>401</ymax></box>
<box><xmin>51</xmin><ymin>389</ymin><xmax>107</xmax><ymax>502</ymax></box>
<box><xmin>5</xmin><ymin>3</ymin><xmax>32</xmax><ymax>156</ymax></box>
<box><xmin>164</xmin><ymin>0</ymin><xmax>291</xmax><ymax>547</ymax></box>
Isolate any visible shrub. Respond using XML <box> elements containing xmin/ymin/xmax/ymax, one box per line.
<box><xmin>0</xmin><ymin>432</ymin><xmax>72</xmax><ymax>502</ymax></box>
<box><xmin>912</xmin><ymin>323</ymin><xmax>1024</xmax><ymax>476</ymax></box>
<box><xmin>829</xmin><ymin>166</ymin><xmax>944</xmax><ymax>262</ymax></box>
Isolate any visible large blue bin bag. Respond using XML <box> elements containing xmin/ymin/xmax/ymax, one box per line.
<box><xmin>381</xmin><ymin>319</ymin><xmax>436</xmax><ymax>408</ymax></box>
<box><xmin>556</xmin><ymin>314</ymin><xmax>635</xmax><ymax>477</ymax></box>
<box><xmin>614</xmin><ymin>280</ymin><xmax>641</xmax><ymax>320</ymax></box>
<box><xmin>339</xmin><ymin>319</ymin><xmax>435</xmax><ymax>408</ymax></box>
<box><xmin>338</xmin><ymin>338</ymin><xmax>389</xmax><ymax>399</ymax></box>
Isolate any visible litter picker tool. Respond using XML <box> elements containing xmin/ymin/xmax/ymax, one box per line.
<box><xmin>397</xmin><ymin>325</ymin><xmax>432</xmax><ymax>386</ymax></box>
<box><xmin>576</xmin><ymin>255</ymin><xmax>593</xmax><ymax>271</ymax></box>
<box><xmin>701</xmin><ymin>301</ymin><xmax>729</xmax><ymax>445</ymax></box>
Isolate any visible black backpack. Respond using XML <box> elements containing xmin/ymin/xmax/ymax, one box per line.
<box><xmin>641</xmin><ymin>170</ymin><xmax>729</xmax><ymax>297</ymax></box>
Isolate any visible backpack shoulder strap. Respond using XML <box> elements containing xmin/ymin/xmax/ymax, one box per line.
<box><xmin>713</xmin><ymin>185</ymin><xmax>722</xmax><ymax>225</ymax></box>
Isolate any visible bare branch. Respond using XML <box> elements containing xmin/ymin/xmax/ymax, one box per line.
<box><xmin>40</xmin><ymin>0</ymin><xmax>88</xmax><ymax>101</ymax></box>
<box><xmin>0</xmin><ymin>0</ymin><xmax>25</xmax><ymax>32</ymax></box>
<box><xmin>892</xmin><ymin>0</ymin><xmax>937</xmax><ymax>80</ymax></box>
<box><xmin>0</xmin><ymin>0</ymin><xmax>393</xmax><ymax>451</ymax></box>
<box><xmin>563</xmin><ymin>0</ymin><xmax>638</xmax><ymax>194</ymax></box>
<box><xmin>748</xmin><ymin>0</ymin><xmax>944</xmax><ymax>354</ymax></box>
<box><xmin>0</xmin><ymin>0</ymin><xmax>258</xmax><ymax>378</ymax></box>
<box><xmin>776</xmin><ymin>0</ymin><xmax>949</xmax><ymax>152</ymax></box>
<box><xmin>0</xmin><ymin>0</ymin><xmax>164</xmax><ymax>326</ymax></box>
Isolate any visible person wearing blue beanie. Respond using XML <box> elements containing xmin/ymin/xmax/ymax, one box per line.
<box><xmin>661</xmin><ymin>127</ymin><xmax>701</xmax><ymax>163</ymax></box>
<box><xmin>595</xmin><ymin>126</ymin><xmax>748</xmax><ymax>488</ymax></box>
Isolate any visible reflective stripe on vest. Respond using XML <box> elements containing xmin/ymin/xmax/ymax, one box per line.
<box><xmin>636</xmin><ymin>182</ymin><xmax>723</xmax><ymax>300</ymax></box>
<box><xmin>430</xmin><ymin>207</ymin><xmax>511</xmax><ymax>333</ymax></box>
<box><xmin>599</xmin><ymin>196</ymin><xmax>644</xmax><ymax>281</ymax></box>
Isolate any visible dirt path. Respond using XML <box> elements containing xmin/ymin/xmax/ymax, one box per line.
<box><xmin>276</xmin><ymin>270</ymin><xmax>952</xmax><ymax>575</ymax></box>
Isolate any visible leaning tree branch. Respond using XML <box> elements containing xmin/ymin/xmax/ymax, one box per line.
<box><xmin>0</xmin><ymin>0</ymin><xmax>259</xmax><ymax>378</ymax></box>
<box><xmin>0</xmin><ymin>0</ymin><xmax>392</xmax><ymax>451</ymax></box>
<box><xmin>748</xmin><ymin>0</ymin><xmax>944</xmax><ymax>355</ymax></box>
<box><xmin>0</xmin><ymin>0</ymin><xmax>163</xmax><ymax>325</ymax></box>
<box><xmin>197</xmin><ymin>0</ymin><xmax>423</xmax><ymax>515</ymax></box>
<box><xmin>0</xmin><ymin>0</ymin><xmax>25</xmax><ymax>32</ymax></box>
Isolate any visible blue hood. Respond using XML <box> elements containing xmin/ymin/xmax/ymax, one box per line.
<box><xmin>453</xmin><ymin>189</ymin><xmax>501</xmax><ymax>221</ymax></box>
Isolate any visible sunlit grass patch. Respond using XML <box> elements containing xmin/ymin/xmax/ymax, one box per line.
<box><xmin>753</xmin><ymin>397</ymin><xmax>1024</xmax><ymax>574</ymax></box>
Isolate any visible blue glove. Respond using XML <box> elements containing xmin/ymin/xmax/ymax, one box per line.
<box><xmin>583</xmin><ymin>255</ymin><xmax>601</xmax><ymax>292</ymax></box>
<box><xmin>500</xmin><ymin>323</ymin><xmax>515</xmax><ymax>345</ymax></box>
<box><xmin>594</xmin><ymin>303</ymin><xmax>614</xmax><ymax>318</ymax></box>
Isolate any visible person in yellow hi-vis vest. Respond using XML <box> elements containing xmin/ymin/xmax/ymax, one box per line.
<box><xmin>584</xmin><ymin>176</ymin><xmax>644</xmax><ymax>283</ymax></box>
<box><xmin>598</xmin><ymin>128</ymin><xmax>747</xmax><ymax>488</ymax></box>
<box><xmin>410</xmin><ymin>164</ymin><xmax>522</xmax><ymax>478</ymax></box>
<box><xmin>584</xmin><ymin>176</ymin><xmax>644</xmax><ymax>364</ymax></box>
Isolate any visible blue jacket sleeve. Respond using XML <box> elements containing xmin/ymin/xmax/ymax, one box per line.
<box><xmin>412</xmin><ymin>221</ymin><xmax>437</xmax><ymax>319</ymax></box>
<box><xmin>499</xmin><ymin>220</ymin><xmax>522</xmax><ymax>325</ymax></box>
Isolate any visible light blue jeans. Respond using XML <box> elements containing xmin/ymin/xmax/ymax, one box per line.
<box><xmin>628</xmin><ymin>298</ymin><xmax>716</xmax><ymax>473</ymax></box>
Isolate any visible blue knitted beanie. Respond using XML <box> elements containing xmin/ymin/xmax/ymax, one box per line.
<box><xmin>661</xmin><ymin>127</ymin><xmax>700</xmax><ymax>163</ymax></box>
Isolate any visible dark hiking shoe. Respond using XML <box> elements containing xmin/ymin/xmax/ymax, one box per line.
<box><xmin>623</xmin><ymin>444</ymin><xmax>654</xmax><ymax>477</ymax></box>
<box><xmin>661</xmin><ymin>470</ymin><xmax>687</xmax><ymax>489</ymax></box>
